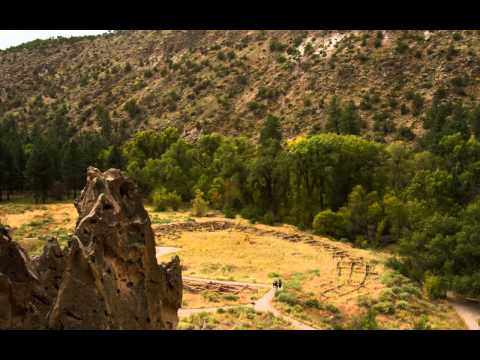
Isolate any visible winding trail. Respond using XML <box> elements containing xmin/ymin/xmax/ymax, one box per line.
<box><xmin>176</xmin><ymin>275</ymin><xmax>316</xmax><ymax>330</ymax></box>
<box><xmin>449</xmin><ymin>299</ymin><xmax>480</xmax><ymax>330</ymax></box>
<box><xmin>155</xmin><ymin>246</ymin><xmax>180</xmax><ymax>257</ymax></box>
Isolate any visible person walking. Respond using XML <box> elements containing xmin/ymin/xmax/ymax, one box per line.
<box><xmin>272</xmin><ymin>279</ymin><xmax>278</xmax><ymax>289</ymax></box>
<box><xmin>278</xmin><ymin>278</ymin><xmax>282</xmax><ymax>289</ymax></box>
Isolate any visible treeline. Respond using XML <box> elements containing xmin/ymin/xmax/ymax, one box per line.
<box><xmin>121</xmin><ymin>98</ymin><xmax>480</xmax><ymax>299</ymax></box>
<box><xmin>0</xmin><ymin>101</ymin><xmax>126</xmax><ymax>202</ymax></box>
<box><xmin>2</xmin><ymin>94</ymin><xmax>480</xmax><ymax>298</ymax></box>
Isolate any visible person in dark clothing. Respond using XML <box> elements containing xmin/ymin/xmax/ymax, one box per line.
<box><xmin>272</xmin><ymin>279</ymin><xmax>278</xmax><ymax>289</ymax></box>
<box><xmin>278</xmin><ymin>279</ymin><xmax>282</xmax><ymax>289</ymax></box>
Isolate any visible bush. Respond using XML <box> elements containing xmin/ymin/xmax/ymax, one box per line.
<box><xmin>276</xmin><ymin>291</ymin><xmax>299</xmax><ymax>306</ymax></box>
<box><xmin>191</xmin><ymin>190</ymin><xmax>209</xmax><ymax>217</ymax></box>
<box><xmin>240</xmin><ymin>206</ymin><xmax>262</xmax><ymax>222</ymax></box>
<box><xmin>373</xmin><ymin>301</ymin><xmax>395</xmax><ymax>315</ymax></box>
<box><xmin>270</xmin><ymin>40</ymin><xmax>287</xmax><ymax>52</ymax></box>
<box><xmin>304</xmin><ymin>298</ymin><xmax>321</xmax><ymax>309</ymax></box>
<box><xmin>223</xmin><ymin>294</ymin><xmax>239</xmax><ymax>301</ymax></box>
<box><xmin>312</xmin><ymin>209</ymin><xmax>350</xmax><ymax>238</ymax></box>
<box><xmin>396</xmin><ymin>300</ymin><xmax>409</xmax><ymax>310</ymax></box>
<box><xmin>413</xmin><ymin>315</ymin><xmax>432</xmax><ymax>330</ymax></box>
<box><xmin>262</xmin><ymin>211</ymin><xmax>275</xmax><ymax>225</ymax></box>
<box><xmin>348</xmin><ymin>309</ymin><xmax>380</xmax><ymax>330</ymax></box>
<box><xmin>152</xmin><ymin>188</ymin><xmax>181</xmax><ymax>211</ymax></box>
<box><xmin>423</xmin><ymin>274</ymin><xmax>446</xmax><ymax>299</ymax></box>
<box><xmin>124</xmin><ymin>99</ymin><xmax>141</xmax><ymax>118</ymax></box>
<box><xmin>223</xmin><ymin>207</ymin><xmax>236</xmax><ymax>219</ymax></box>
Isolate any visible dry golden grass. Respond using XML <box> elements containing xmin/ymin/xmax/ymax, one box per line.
<box><xmin>155</xmin><ymin>211</ymin><xmax>466</xmax><ymax>329</ymax></box>
<box><xmin>158</xmin><ymin>229</ymin><xmax>339</xmax><ymax>284</ymax></box>
<box><xmin>0</xmin><ymin>200</ymin><xmax>467</xmax><ymax>329</ymax></box>
<box><xmin>177</xmin><ymin>307</ymin><xmax>295</xmax><ymax>330</ymax></box>
<box><xmin>182</xmin><ymin>287</ymin><xmax>263</xmax><ymax>309</ymax></box>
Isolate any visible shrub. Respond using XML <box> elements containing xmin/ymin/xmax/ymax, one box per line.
<box><xmin>217</xmin><ymin>51</ymin><xmax>226</xmax><ymax>61</ymax></box>
<box><xmin>348</xmin><ymin>309</ymin><xmax>380</xmax><ymax>330</ymax></box>
<box><xmin>144</xmin><ymin>69</ymin><xmax>153</xmax><ymax>78</ymax></box>
<box><xmin>124</xmin><ymin>99</ymin><xmax>141</xmax><ymax>118</ymax></box>
<box><xmin>192</xmin><ymin>190</ymin><xmax>209</xmax><ymax>217</ymax></box>
<box><xmin>396</xmin><ymin>300</ymin><xmax>409</xmax><ymax>310</ymax></box>
<box><xmin>223</xmin><ymin>294</ymin><xmax>239</xmax><ymax>301</ymax></box>
<box><xmin>452</xmin><ymin>32</ymin><xmax>463</xmax><ymax>41</ymax></box>
<box><xmin>276</xmin><ymin>291</ymin><xmax>299</xmax><ymax>306</ymax></box>
<box><xmin>413</xmin><ymin>315</ymin><xmax>432</xmax><ymax>330</ymax></box>
<box><xmin>325</xmin><ymin>304</ymin><xmax>340</xmax><ymax>314</ymax></box>
<box><xmin>395</xmin><ymin>40</ymin><xmax>409</xmax><ymax>54</ymax></box>
<box><xmin>269</xmin><ymin>40</ymin><xmax>287</xmax><ymax>52</ymax></box>
<box><xmin>262</xmin><ymin>211</ymin><xmax>275</xmax><ymax>225</ymax></box>
<box><xmin>304</xmin><ymin>298</ymin><xmax>321</xmax><ymax>309</ymax></box>
<box><xmin>397</xmin><ymin>126</ymin><xmax>415</xmax><ymax>141</ymax></box>
<box><xmin>223</xmin><ymin>207</ymin><xmax>236</xmax><ymax>219</ymax></box>
<box><xmin>373</xmin><ymin>301</ymin><xmax>395</xmax><ymax>315</ymax></box>
<box><xmin>152</xmin><ymin>188</ymin><xmax>181</xmax><ymax>211</ymax></box>
<box><xmin>423</xmin><ymin>274</ymin><xmax>446</xmax><ymax>299</ymax></box>
<box><xmin>312</xmin><ymin>209</ymin><xmax>350</xmax><ymax>238</ymax></box>
<box><xmin>240</xmin><ymin>206</ymin><xmax>262</xmax><ymax>222</ymax></box>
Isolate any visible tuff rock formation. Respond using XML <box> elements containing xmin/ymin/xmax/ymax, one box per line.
<box><xmin>0</xmin><ymin>167</ymin><xmax>182</xmax><ymax>330</ymax></box>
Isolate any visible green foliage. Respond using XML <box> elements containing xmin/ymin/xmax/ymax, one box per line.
<box><xmin>347</xmin><ymin>309</ymin><xmax>380</xmax><ymax>330</ymax></box>
<box><xmin>423</xmin><ymin>274</ymin><xmax>446</xmax><ymax>299</ymax></box>
<box><xmin>191</xmin><ymin>189</ymin><xmax>209</xmax><ymax>217</ymax></box>
<box><xmin>413</xmin><ymin>315</ymin><xmax>432</xmax><ymax>330</ymax></box>
<box><xmin>124</xmin><ymin>99</ymin><xmax>141</xmax><ymax>118</ymax></box>
<box><xmin>152</xmin><ymin>187</ymin><xmax>182</xmax><ymax>211</ymax></box>
<box><xmin>312</xmin><ymin>209</ymin><xmax>350</xmax><ymax>238</ymax></box>
<box><xmin>325</xmin><ymin>97</ymin><xmax>362</xmax><ymax>135</ymax></box>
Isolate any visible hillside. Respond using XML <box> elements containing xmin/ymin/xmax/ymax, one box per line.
<box><xmin>1</xmin><ymin>30</ymin><xmax>480</xmax><ymax>142</ymax></box>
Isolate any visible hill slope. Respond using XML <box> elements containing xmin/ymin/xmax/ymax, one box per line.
<box><xmin>1</xmin><ymin>30</ymin><xmax>480</xmax><ymax>141</ymax></box>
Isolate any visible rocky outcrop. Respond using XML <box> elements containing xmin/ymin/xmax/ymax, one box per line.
<box><xmin>0</xmin><ymin>167</ymin><xmax>182</xmax><ymax>330</ymax></box>
<box><xmin>0</xmin><ymin>235</ymin><xmax>49</xmax><ymax>329</ymax></box>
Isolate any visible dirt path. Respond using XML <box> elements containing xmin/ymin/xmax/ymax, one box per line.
<box><xmin>156</xmin><ymin>246</ymin><xmax>180</xmax><ymax>257</ymax></box>
<box><xmin>177</xmin><ymin>277</ymin><xmax>316</xmax><ymax>330</ymax></box>
<box><xmin>449</xmin><ymin>300</ymin><xmax>480</xmax><ymax>330</ymax></box>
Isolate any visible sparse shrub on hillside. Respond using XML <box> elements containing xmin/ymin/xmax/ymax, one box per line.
<box><xmin>217</xmin><ymin>51</ymin><xmax>226</xmax><ymax>61</ymax></box>
<box><xmin>152</xmin><ymin>187</ymin><xmax>182</xmax><ymax>211</ymax></box>
<box><xmin>413</xmin><ymin>315</ymin><xmax>432</xmax><ymax>330</ymax></box>
<box><xmin>227</xmin><ymin>51</ymin><xmax>236</xmax><ymax>61</ymax></box>
<box><xmin>276</xmin><ymin>55</ymin><xmax>287</xmax><ymax>64</ymax></box>
<box><xmin>276</xmin><ymin>290</ymin><xmax>299</xmax><ymax>306</ymax></box>
<box><xmin>144</xmin><ymin>69</ymin><xmax>153</xmax><ymax>78</ymax></box>
<box><xmin>452</xmin><ymin>32</ymin><xmax>463</xmax><ymax>41</ymax></box>
<box><xmin>347</xmin><ymin>309</ymin><xmax>380</xmax><ymax>330</ymax></box>
<box><xmin>446</xmin><ymin>45</ymin><xmax>459</xmax><ymax>60</ymax></box>
<box><xmin>269</xmin><ymin>40</ymin><xmax>287</xmax><ymax>52</ymax></box>
<box><xmin>395</xmin><ymin>40</ymin><xmax>409</xmax><ymax>54</ymax></box>
<box><xmin>396</xmin><ymin>126</ymin><xmax>415</xmax><ymax>141</ymax></box>
<box><xmin>450</xmin><ymin>75</ymin><xmax>469</xmax><ymax>96</ymax></box>
<box><xmin>124</xmin><ymin>99</ymin><xmax>141</xmax><ymax>118</ymax></box>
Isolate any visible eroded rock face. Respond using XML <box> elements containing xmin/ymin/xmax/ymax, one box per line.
<box><xmin>48</xmin><ymin>167</ymin><xmax>182</xmax><ymax>329</ymax></box>
<box><xmin>0</xmin><ymin>236</ymin><xmax>49</xmax><ymax>329</ymax></box>
<box><xmin>0</xmin><ymin>167</ymin><xmax>182</xmax><ymax>330</ymax></box>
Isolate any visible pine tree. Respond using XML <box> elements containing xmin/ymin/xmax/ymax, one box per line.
<box><xmin>325</xmin><ymin>96</ymin><xmax>341</xmax><ymax>134</ymax></box>
<box><xmin>338</xmin><ymin>101</ymin><xmax>361</xmax><ymax>135</ymax></box>
<box><xmin>25</xmin><ymin>137</ymin><xmax>55</xmax><ymax>203</ymax></box>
